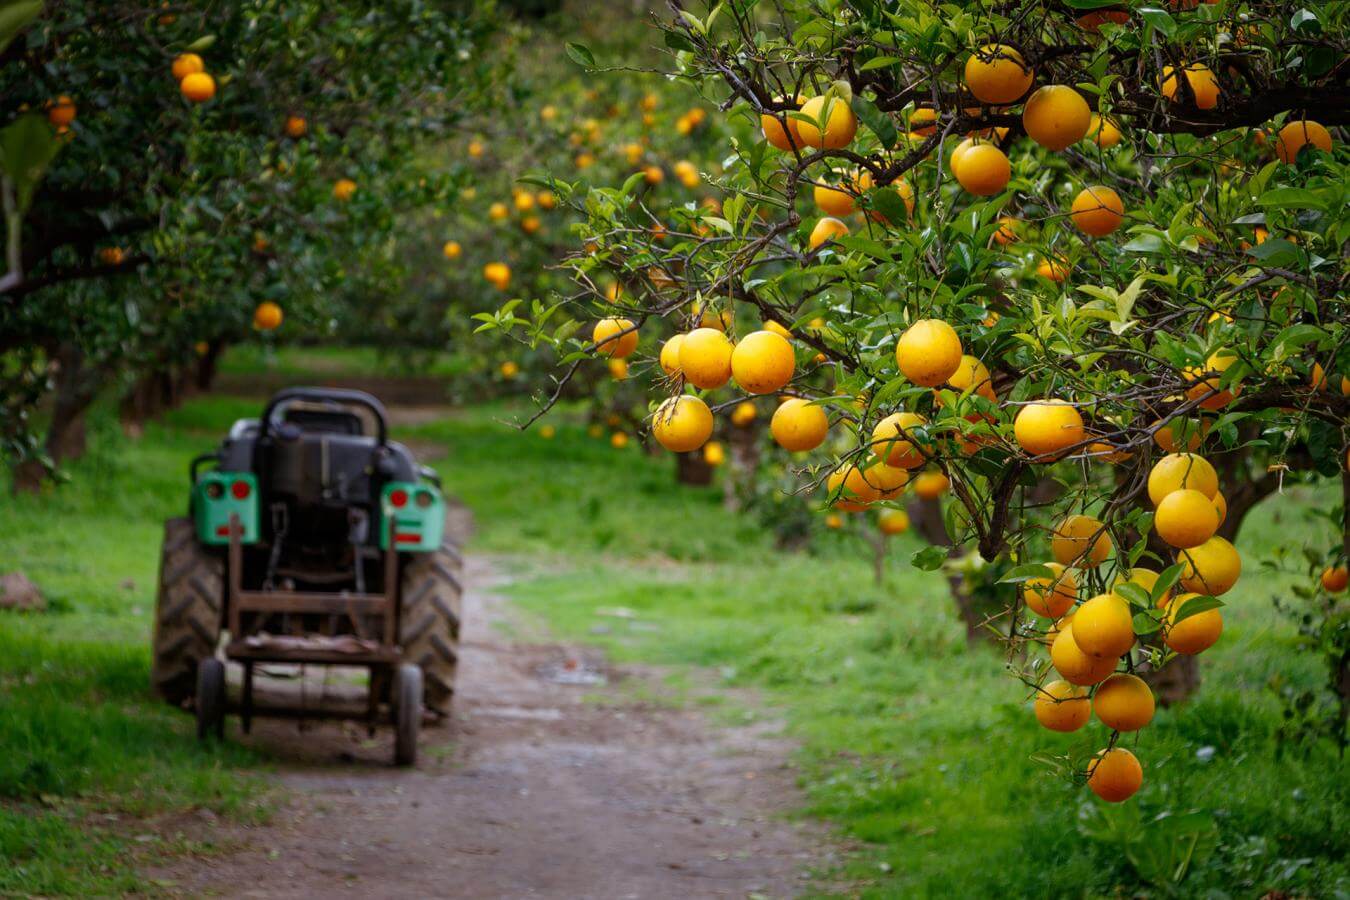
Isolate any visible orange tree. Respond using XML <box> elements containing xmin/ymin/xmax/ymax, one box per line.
<box><xmin>483</xmin><ymin>0</ymin><xmax>1349</xmax><ymax>801</ymax></box>
<box><xmin>0</xmin><ymin>0</ymin><xmax>496</xmax><ymax>488</ymax></box>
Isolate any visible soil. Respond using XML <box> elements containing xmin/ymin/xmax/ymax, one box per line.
<box><xmin>146</xmin><ymin>529</ymin><xmax>837</xmax><ymax>897</ymax></box>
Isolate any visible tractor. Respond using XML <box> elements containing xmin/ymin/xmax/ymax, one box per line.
<box><xmin>150</xmin><ymin>387</ymin><xmax>461</xmax><ymax>765</ymax></box>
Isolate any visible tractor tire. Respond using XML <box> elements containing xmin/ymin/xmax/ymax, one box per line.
<box><xmin>398</xmin><ymin>537</ymin><xmax>463</xmax><ymax>719</ymax></box>
<box><xmin>151</xmin><ymin>517</ymin><xmax>223</xmax><ymax>707</ymax></box>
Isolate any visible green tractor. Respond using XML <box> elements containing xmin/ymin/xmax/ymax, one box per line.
<box><xmin>150</xmin><ymin>387</ymin><xmax>461</xmax><ymax>765</ymax></box>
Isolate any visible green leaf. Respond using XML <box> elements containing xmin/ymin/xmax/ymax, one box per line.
<box><xmin>0</xmin><ymin>0</ymin><xmax>42</xmax><ymax>55</ymax></box>
<box><xmin>0</xmin><ymin>113</ymin><xmax>63</xmax><ymax>212</ymax></box>
<box><xmin>1170</xmin><ymin>594</ymin><xmax>1223</xmax><ymax>625</ymax></box>
<box><xmin>185</xmin><ymin>34</ymin><xmax>217</xmax><ymax>51</ymax></box>
<box><xmin>1132</xmin><ymin>611</ymin><xmax>1163</xmax><ymax>635</ymax></box>
<box><xmin>1256</xmin><ymin>187</ymin><xmax>1327</xmax><ymax>211</ymax></box>
<box><xmin>1153</xmin><ymin>564</ymin><xmax>1185</xmax><ymax>603</ymax></box>
<box><xmin>1138</xmin><ymin>7</ymin><xmax>1177</xmax><ymax>37</ymax></box>
<box><xmin>859</xmin><ymin>55</ymin><xmax>902</xmax><ymax>71</ymax></box>
<box><xmin>998</xmin><ymin>563</ymin><xmax>1056</xmax><ymax>584</ymax></box>
<box><xmin>851</xmin><ymin>94</ymin><xmax>897</xmax><ymax>149</ymax></box>
<box><xmin>1115</xmin><ymin>581</ymin><xmax>1152</xmax><ymax>609</ymax></box>
<box><xmin>911</xmin><ymin>545</ymin><xmax>947</xmax><ymax>571</ymax></box>
<box><xmin>564</xmin><ymin>42</ymin><xmax>595</xmax><ymax>68</ymax></box>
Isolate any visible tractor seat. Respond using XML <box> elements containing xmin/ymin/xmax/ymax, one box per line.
<box><xmin>269</xmin><ymin>430</ymin><xmax>380</xmax><ymax>506</ymax></box>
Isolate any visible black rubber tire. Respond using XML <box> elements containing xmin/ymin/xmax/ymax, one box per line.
<box><xmin>398</xmin><ymin>538</ymin><xmax>462</xmax><ymax>719</ymax></box>
<box><xmin>195</xmin><ymin>657</ymin><xmax>226</xmax><ymax>740</ymax></box>
<box><xmin>151</xmin><ymin>517</ymin><xmax>224</xmax><ymax>707</ymax></box>
<box><xmin>394</xmin><ymin>663</ymin><xmax>422</xmax><ymax>766</ymax></box>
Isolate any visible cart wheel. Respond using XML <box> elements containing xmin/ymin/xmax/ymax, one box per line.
<box><xmin>394</xmin><ymin>663</ymin><xmax>422</xmax><ymax>767</ymax></box>
<box><xmin>196</xmin><ymin>657</ymin><xmax>226</xmax><ymax>741</ymax></box>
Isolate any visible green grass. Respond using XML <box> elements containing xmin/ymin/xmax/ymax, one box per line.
<box><xmin>218</xmin><ymin>343</ymin><xmax>468</xmax><ymax>380</ymax></box>
<box><xmin>3</xmin><ymin>392</ymin><xmax>1346</xmax><ymax>897</ymax></box>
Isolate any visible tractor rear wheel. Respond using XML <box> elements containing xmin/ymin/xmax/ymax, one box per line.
<box><xmin>398</xmin><ymin>537</ymin><xmax>462</xmax><ymax>719</ymax></box>
<box><xmin>151</xmin><ymin>517</ymin><xmax>223</xmax><ymax>707</ymax></box>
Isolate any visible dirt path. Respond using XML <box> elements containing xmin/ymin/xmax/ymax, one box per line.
<box><xmin>150</xmin><ymin>546</ymin><xmax>835</xmax><ymax>898</ymax></box>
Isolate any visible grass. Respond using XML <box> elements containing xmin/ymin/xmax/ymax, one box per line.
<box><xmin>2</xmin><ymin>391</ymin><xmax>1346</xmax><ymax>897</ymax></box>
<box><xmin>218</xmin><ymin>343</ymin><xmax>468</xmax><ymax>380</ymax></box>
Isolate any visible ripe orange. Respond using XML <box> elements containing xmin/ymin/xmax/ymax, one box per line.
<box><xmin>896</xmin><ymin>319</ymin><xmax>962</xmax><ymax>387</ymax></box>
<box><xmin>948</xmin><ymin>136</ymin><xmax>979</xmax><ymax>179</ymax></box>
<box><xmin>1034</xmin><ymin>680</ymin><xmax>1091</xmax><ymax>733</ymax></box>
<box><xmin>1155</xmin><ymin>488</ymin><xmax>1220</xmax><ymax>549</ymax></box>
<box><xmin>483</xmin><ymin>261</ymin><xmax>511</xmax><ymax>291</ymax></box>
<box><xmin>1092</xmin><ymin>674</ymin><xmax>1155</xmax><ymax>732</ymax></box>
<box><xmin>253</xmin><ymin>301</ymin><xmax>283</xmax><ymax>331</ymax></box>
<box><xmin>659</xmin><ymin>335</ymin><xmax>684</xmax><ymax>376</ymax></box>
<box><xmin>814</xmin><ymin>176</ymin><xmax>858</xmax><ymax>217</ymax></box>
<box><xmin>824</xmin><ymin>512</ymin><xmax>844</xmax><ymax>530</ymax></box>
<box><xmin>514</xmin><ymin>191</ymin><xmax>535</xmax><ymax>212</ymax></box>
<box><xmin>442</xmin><ymin>240</ymin><xmax>461</xmax><ymax>260</ymax></box>
<box><xmin>796</xmin><ymin>95</ymin><xmax>857</xmax><ymax>149</ymax></box>
<box><xmin>1274</xmin><ymin>120</ymin><xmax>1332</xmax><ymax>163</ymax></box>
<box><xmin>954</xmin><ymin>144</ymin><xmax>1011</xmax><ymax>196</ymax></box>
<box><xmin>1185</xmin><ymin>350</ymin><xmax>1241</xmax><ymax>410</ymax></box>
<box><xmin>909</xmin><ymin>107</ymin><xmax>939</xmax><ymax>135</ymax></box>
<box><xmin>643</xmin><ymin>165</ymin><xmax>664</xmax><ymax>184</ymax></box>
<box><xmin>878</xmin><ymin>508</ymin><xmax>911</xmax><ymax>536</ymax></box>
<box><xmin>1322</xmin><ymin>565</ymin><xmax>1349</xmax><ymax>593</ymax></box>
<box><xmin>679</xmin><ymin>327</ymin><xmax>734</xmax><ymax>388</ymax></box>
<box><xmin>1023</xmin><ymin>562</ymin><xmax>1077</xmax><ymax>619</ymax></box>
<box><xmin>731</xmin><ymin>331</ymin><xmax>795</xmax><ymax>394</ymax></box>
<box><xmin>1212</xmin><ymin>490</ymin><xmax>1227</xmax><ymax>526</ymax></box>
<box><xmin>98</xmin><ymin>247</ymin><xmax>125</xmax><ymax>266</ymax></box>
<box><xmin>333</xmin><ymin>178</ymin><xmax>358</xmax><ymax>202</ymax></box>
<box><xmin>992</xmin><ymin>216</ymin><xmax>1019</xmax><ymax>245</ymax></box>
<box><xmin>1148</xmin><ymin>453</ymin><xmax>1218</xmax><ymax>505</ymax></box>
<box><xmin>1051</xmin><ymin>515</ymin><xmax>1112</xmax><ymax>568</ymax></box>
<box><xmin>1088</xmin><ymin>748</ymin><xmax>1142</xmax><ymax>802</ymax></box>
<box><xmin>1163</xmin><ymin>594</ymin><xmax>1223</xmax><ymax>654</ymax></box>
<box><xmin>964</xmin><ymin>44</ymin><xmax>1034</xmax><ymax>104</ymax></box>
<box><xmin>500</xmin><ymin>360</ymin><xmax>520</xmax><ymax>379</ymax></box>
<box><xmin>730</xmin><ymin>401</ymin><xmax>757</xmax><ymax>427</ymax></box>
<box><xmin>488</xmin><ymin>201</ymin><xmax>509</xmax><ymax>221</ymax></box>
<box><xmin>1070</xmin><ymin>185</ymin><xmax>1125</xmax><ymax>237</ymax></box>
<box><xmin>912</xmin><ymin>470</ymin><xmax>950</xmax><ymax>500</ymax></box>
<box><xmin>652</xmin><ymin>395</ymin><xmax>714</xmax><ymax>453</ymax></box>
<box><xmin>608</xmin><ymin>358</ymin><xmax>628</xmax><ymax>380</ymax></box>
<box><xmin>1014</xmin><ymin>400</ymin><xmax>1085</xmax><ymax>458</ymax></box>
<box><xmin>828</xmin><ymin>463</ymin><xmax>881</xmax><ymax>511</ymax></box>
<box><xmin>284</xmin><ymin>115</ymin><xmax>307</xmax><ymax>138</ymax></box>
<box><xmin>771</xmin><ymin>398</ymin><xmax>828</xmax><ymax>452</ymax></box>
<box><xmin>1160</xmin><ymin>64</ymin><xmax>1219</xmax><ymax>109</ymax></box>
<box><xmin>537</xmin><ymin>190</ymin><xmax>557</xmax><ymax>209</ymax></box>
<box><xmin>947</xmin><ymin>355</ymin><xmax>996</xmax><ymax>400</ymax></box>
<box><xmin>1036</xmin><ymin>256</ymin><xmax>1070</xmax><ymax>283</ymax></box>
<box><xmin>1177</xmin><ymin>537</ymin><xmax>1242</xmax><ymax>596</ymax></box>
<box><xmin>610</xmin><ymin>432</ymin><xmax>629</xmax><ymax>449</ymax></box>
<box><xmin>809</xmin><ymin>216</ymin><xmax>849</xmax><ymax>250</ymax></box>
<box><xmin>180</xmin><ymin>71</ymin><xmax>216</xmax><ymax>103</ymax></box>
<box><xmin>593</xmin><ymin>318</ymin><xmax>638</xmax><ymax>359</ymax></box>
<box><xmin>1023</xmin><ymin>85</ymin><xmax>1092</xmax><ymax>151</ymax></box>
<box><xmin>46</xmin><ymin>95</ymin><xmax>77</xmax><ymax>127</ymax></box>
<box><xmin>1073</xmin><ymin>593</ymin><xmax>1134</xmax><ymax>658</ymax></box>
<box><xmin>519</xmin><ymin>215</ymin><xmax>541</xmax><ymax>234</ymax></box>
<box><xmin>871</xmin><ymin>411</ymin><xmax>928</xmax><ymax>469</ymax></box>
<box><xmin>1086</xmin><ymin>114</ymin><xmax>1122</xmax><ymax>148</ymax></box>
<box><xmin>1154</xmin><ymin>418</ymin><xmax>1209</xmax><ymax>452</ymax></box>
<box><xmin>1050</xmin><ymin>624</ymin><xmax>1117</xmax><ymax>686</ymax></box>
<box><xmin>761</xmin><ymin>95</ymin><xmax>804</xmax><ymax>151</ymax></box>
<box><xmin>171</xmin><ymin>53</ymin><xmax>204</xmax><ymax>81</ymax></box>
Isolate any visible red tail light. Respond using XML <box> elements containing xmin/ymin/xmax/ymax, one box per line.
<box><xmin>231</xmin><ymin>480</ymin><xmax>251</xmax><ymax>499</ymax></box>
<box><xmin>389</xmin><ymin>489</ymin><xmax>408</xmax><ymax>508</ymax></box>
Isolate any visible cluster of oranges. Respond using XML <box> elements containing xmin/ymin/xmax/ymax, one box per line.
<box><xmin>171</xmin><ymin>52</ymin><xmax>216</xmax><ymax>103</ymax></box>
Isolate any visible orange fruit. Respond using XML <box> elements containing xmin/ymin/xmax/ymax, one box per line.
<box><xmin>954</xmin><ymin>144</ymin><xmax>1011</xmax><ymax>196</ymax></box>
<box><xmin>1153</xmin><ymin>418</ymin><xmax>1209</xmax><ymax>452</ymax></box>
<box><xmin>878</xmin><ymin>508</ymin><xmax>911</xmax><ymax>536</ymax></box>
<box><xmin>1322</xmin><ymin>565</ymin><xmax>1349</xmax><ymax>593</ymax></box>
<box><xmin>871</xmin><ymin>412</ymin><xmax>928</xmax><ymax>469</ymax></box>
<box><xmin>760</xmin><ymin>95</ymin><xmax>804</xmax><ymax>151</ymax></box>
<box><xmin>1073</xmin><ymin>593</ymin><xmax>1135</xmax><ymax>658</ymax></box>
<box><xmin>1070</xmin><ymin>185</ymin><xmax>1125</xmax><ymax>237</ymax></box>
<box><xmin>1212</xmin><ymin>490</ymin><xmax>1227</xmax><ymax>526</ymax></box>
<box><xmin>1014</xmin><ymin>400</ymin><xmax>1084</xmax><ymax>458</ymax></box>
<box><xmin>1176</xmin><ymin>537</ymin><xmax>1242</xmax><ymax>596</ymax></box>
<box><xmin>253</xmin><ymin>301</ymin><xmax>283</xmax><ymax>331</ymax></box>
<box><xmin>948</xmin><ymin>136</ymin><xmax>979</xmax><ymax>179</ymax></box>
<box><xmin>964</xmin><ymin>44</ymin><xmax>1034</xmax><ymax>104</ymax></box>
<box><xmin>483</xmin><ymin>261</ymin><xmax>511</xmax><ymax>291</ymax></box>
<box><xmin>863</xmin><ymin>462</ymin><xmax>910</xmax><ymax>500</ymax></box>
<box><xmin>1185</xmin><ymin>351</ymin><xmax>1242</xmax><ymax>410</ymax></box>
<box><xmin>171</xmin><ymin>53</ymin><xmax>204</xmax><ymax>81</ymax></box>
<box><xmin>442</xmin><ymin>240</ymin><xmax>461</xmax><ymax>260</ymax></box>
<box><xmin>703</xmin><ymin>441</ymin><xmax>725</xmax><ymax>465</ymax></box>
<box><xmin>1160</xmin><ymin>64</ymin><xmax>1219</xmax><ymax>110</ymax></box>
<box><xmin>912</xmin><ymin>470</ymin><xmax>950</xmax><ymax>500</ymax></box>
<box><xmin>1163</xmin><ymin>594</ymin><xmax>1223</xmax><ymax>654</ymax></box>
<box><xmin>46</xmin><ymin>95</ymin><xmax>77</xmax><ymax>128</ymax></box>
<box><xmin>1155</xmin><ymin>488</ymin><xmax>1220</xmax><ymax>549</ymax></box>
<box><xmin>809</xmin><ymin>216</ymin><xmax>850</xmax><ymax>250</ymax></box>
<box><xmin>947</xmin><ymin>355</ymin><xmax>996</xmax><ymax>400</ymax></box>
<box><xmin>1051</xmin><ymin>515</ymin><xmax>1112</xmax><ymax>568</ymax></box>
<box><xmin>333</xmin><ymin>178</ymin><xmax>358</xmax><ymax>202</ymax></box>
<box><xmin>1092</xmin><ymin>674</ymin><xmax>1155</xmax><ymax>732</ymax></box>
<box><xmin>730</xmin><ymin>401</ymin><xmax>757</xmax><ymax>427</ymax></box>
<box><xmin>1148</xmin><ymin>453</ymin><xmax>1218</xmax><ymax>505</ymax></box>
<box><xmin>180</xmin><ymin>71</ymin><xmax>216</xmax><ymax>103</ymax></box>
<box><xmin>1274</xmin><ymin>120</ymin><xmax>1332</xmax><ymax>163</ymax></box>
<box><xmin>731</xmin><ymin>331</ymin><xmax>795</xmax><ymax>394</ymax></box>
<box><xmin>827</xmin><ymin>463</ymin><xmax>881</xmax><ymax>511</ymax></box>
<box><xmin>1023</xmin><ymin>562</ymin><xmax>1078</xmax><ymax>619</ymax></box>
<box><xmin>1088</xmin><ymin>748</ymin><xmax>1142</xmax><ymax>802</ymax></box>
<box><xmin>500</xmin><ymin>361</ymin><xmax>520</xmax><ymax>379</ymax></box>
<box><xmin>1034</xmin><ymin>680</ymin><xmax>1091</xmax><ymax>733</ymax></box>
<box><xmin>909</xmin><ymin>107</ymin><xmax>939</xmax><ymax>135</ymax></box>
<box><xmin>1086</xmin><ymin>114</ymin><xmax>1122</xmax><ymax>148</ymax></box>
<box><xmin>1036</xmin><ymin>256</ymin><xmax>1070</xmax><ymax>282</ymax></box>
<box><xmin>608</xmin><ymin>358</ymin><xmax>628</xmax><ymax>380</ymax></box>
<box><xmin>488</xmin><ymin>201</ymin><xmax>509</xmax><ymax>221</ymax></box>
<box><xmin>1023</xmin><ymin>85</ymin><xmax>1092</xmax><ymax>151</ymax></box>
<box><xmin>285</xmin><ymin>115</ymin><xmax>307</xmax><ymax>138</ymax></box>
<box><xmin>814</xmin><ymin>176</ymin><xmax>858</xmax><ymax>217</ymax></box>
<box><xmin>824</xmin><ymin>512</ymin><xmax>844</xmax><ymax>530</ymax></box>
<box><xmin>796</xmin><ymin>95</ymin><xmax>857</xmax><ymax>149</ymax></box>
<box><xmin>896</xmin><ymin>319</ymin><xmax>962</xmax><ymax>387</ymax></box>
<box><xmin>770</xmin><ymin>398</ymin><xmax>828</xmax><ymax>452</ymax></box>
<box><xmin>652</xmin><ymin>395</ymin><xmax>714</xmax><ymax>453</ymax></box>
<box><xmin>992</xmin><ymin>216</ymin><xmax>1019</xmax><ymax>245</ymax></box>
<box><xmin>1050</xmin><ymin>624</ymin><xmax>1117</xmax><ymax>686</ymax></box>
<box><xmin>678</xmin><ymin>328</ymin><xmax>733</xmax><ymax>389</ymax></box>
<box><xmin>593</xmin><ymin>318</ymin><xmax>638</xmax><ymax>359</ymax></box>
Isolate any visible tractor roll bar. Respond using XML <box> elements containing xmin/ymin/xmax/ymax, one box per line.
<box><xmin>259</xmin><ymin>387</ymin><xmax>389</xmax><ymax>447</ymax></box>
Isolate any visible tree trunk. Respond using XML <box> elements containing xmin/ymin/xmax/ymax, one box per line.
<box><xmin>722</xmin><ymin>419</ymin><xmax>762</xmax><ymax>510</ymax></box>
<box><xmin>120</xmin><ymin>363</ymin><xmax>184</xmax><ymax>436</ymax></box>
<box><xmin>196</xmin><ymin>340</ymin><xmax>225</xmax><ymax>391</ymax></box>
<box><xmin>675</xmin><ymin>449</ymin><xmax>713</xmax><ymax>486</ymax></box>
<box><xmin>11</xmin><ymin>342</ymin><xmax>102</xmax><ymax>494</ymax></box>
<box><xmin>908</xmin><ymin>495</ymin><xmax>987</xmax><ymax>642</ymax></box>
